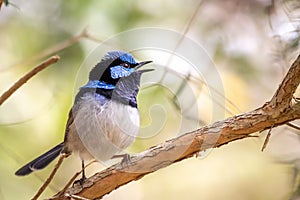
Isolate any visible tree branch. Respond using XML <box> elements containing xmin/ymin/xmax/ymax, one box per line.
<box><xmin>51</xmin><ymin>54</ymin><xmax>300</xmax><ymax>200</ymax></box>
<box><xmin>0</xmin><ymin>55</ymin><xmax>60</xmax><ymax>106</ymax></box>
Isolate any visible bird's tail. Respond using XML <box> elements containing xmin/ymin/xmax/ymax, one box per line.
<box><xmin>15</xmin><ymin>143</ymin><xmax>63</xmax><ymax>176</ymax></box>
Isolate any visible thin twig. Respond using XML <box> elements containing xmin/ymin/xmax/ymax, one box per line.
<box><xmin>1</xmin><ymin>28</ymin><xmax>106</xmax><ymax>72</ymax></box>
<box><xmin>159</xmin><ymin>0</ymin><xmax>203</xmax><ymax>83</ymax></box>
<box><xmin>286</xmin><ymin>122</ymin><xmax>300</xmax><ymax>131</ymax></box>
<box><xmin>32</xmin><ymin>154</ymin><xmax>67</xmax><ymax>200</ymax></box>
<box><xmin>261</xmin><ymin>125</ymin><xmax>274</xmax><ymax>152</ymax></box>
<box><xmin>0</xmin><ymin>143</ymin><xmax>59</xmax><ymax>192</ymax></box>
<box><xmin>0</xmin><ymin>55</ymin><xmax>60</xmax><ymax>106</ymax></box>
<box><xmin>166</xmin><ymin>0</ymin><xmax>203</xmax><ymax>66</ymax></box>
<box><xmin>145</xmin><ymin>66</ymin><xmax>241</xmax><ymax>115</ymax></box>
<box><xmin>57</xmin><ymin>160</ymin><xmax>96</xmax><ymax>197</ymax></box>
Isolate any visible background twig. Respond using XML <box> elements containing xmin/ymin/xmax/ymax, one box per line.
<box><xmin>32</xmin><ymin>154</ymin><xmax>66</xmax><ymax>200</ymax></box>
<box><xmin>0</xmin><ymin>55</ymin><xmax>60</xmax><ymax>106</ymax></box>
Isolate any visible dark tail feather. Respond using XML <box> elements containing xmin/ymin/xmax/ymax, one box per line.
<box><xmin>15</xmin><ymin>143</ymin><xmax>63</xmax><ymax>176</ymax></box>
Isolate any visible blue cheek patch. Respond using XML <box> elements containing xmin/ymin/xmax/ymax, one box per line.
<box><xmin>81</xmin><ymin>80</ymin><xmax>116</xmax><ymax>90</ymax></box>
<box><xmin>110</xmin><ymin>65</ymin><xmax>134</xmax><ymax>79</ymax></box>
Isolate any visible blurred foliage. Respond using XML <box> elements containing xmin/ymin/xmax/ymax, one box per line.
<box><xmin>0</xmin><ymin>0</ymin><xmax>300</xmax><ymax>199</ymax></box>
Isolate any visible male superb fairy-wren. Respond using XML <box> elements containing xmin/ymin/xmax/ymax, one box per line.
<box><xmin>15</xmin><ymin>51</ymin><xmax>153</xmax><ymax>183</ymax></box>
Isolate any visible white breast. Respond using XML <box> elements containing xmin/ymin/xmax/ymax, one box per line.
<box><xmin>66</xmin><ymin>93</ymin><xmax>140</xmax><ymax>162</ymax></box>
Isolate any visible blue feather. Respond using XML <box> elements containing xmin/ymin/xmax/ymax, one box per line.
<box><xmin>81</xmin><ymin>80</ymin><xmax>116</xmax><ymax>90</ymax></box>
<box><xmin>110</xmin><ymin>65</ymin><xmax>134</xmax><ymax>79</ymax></box>
<box><xmin>119</xmin><ymin>53</ymin><xmax>137</xmax><ymax>64</ymax></box>
<box><xmin>102</xmin><ymin>51</ymin><xmax>137</xmax><ymax>64</ymax></box>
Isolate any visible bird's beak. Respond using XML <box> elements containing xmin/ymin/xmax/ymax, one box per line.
<box><xmin>135</xmin><ymin>60</ymin><xmax>153</xmax><ymax>69</ymax></box>
<box><xmin>135</xmin><ymin>61</ymin><xmax>154</xmax><ymax>73</ymax></box>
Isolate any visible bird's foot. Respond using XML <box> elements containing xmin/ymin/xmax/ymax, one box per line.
<box><xmin>73</xmin><ymin>175</ymin><xmax>86</xmax><ymax>188</ymax></box>
<box><xmin>112</xmin><ymin>153</ymin><xmax>131</xmax><ymax>168</ymax></box>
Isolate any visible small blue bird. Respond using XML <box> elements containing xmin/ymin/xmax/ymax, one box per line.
<box><xmin>15</xmin><ymin>51</ymin><xmax>153</xmax><ymax>183</ymax></box>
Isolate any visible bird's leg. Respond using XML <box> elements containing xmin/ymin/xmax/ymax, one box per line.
<box><xmin>80</xmin><ymin>160</ymin><xmax>86</xmax><ymax>184</ymax></box>
<box><xmin>73</xmin><ymin>160</ymin><xmax>86</xmax><ymax>187</ymax></box>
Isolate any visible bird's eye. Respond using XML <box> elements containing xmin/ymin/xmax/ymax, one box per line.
<box><xmin>122</xmin><ymin>63</ymin><xmax>130</xmax><ymax>68</ymax></box>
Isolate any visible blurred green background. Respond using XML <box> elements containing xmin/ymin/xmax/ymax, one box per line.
<box><xmin>0</xmin><ymin>0</ymin><xmax>300</xmax><ymax>199</ymax></box>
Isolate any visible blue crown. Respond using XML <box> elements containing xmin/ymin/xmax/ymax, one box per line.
<box><xmin>102</xmin><ymin>51</ymin><xmax>137</xmax><ymax>64</ymax></box>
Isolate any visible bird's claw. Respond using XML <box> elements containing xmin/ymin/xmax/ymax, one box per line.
<box><xmin>112</xmin><ymin>153</ymin><xmax>132</xmax><ymax>168</ymax></box>
<box><xmin>73</xmin><ymin>176</ymin><xmax>86</xmax><ymax>188</ymax></box>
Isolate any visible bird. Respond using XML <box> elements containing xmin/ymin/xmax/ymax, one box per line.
<box><xmin>15</xmin><ymin>51</ymin><xmax>153</xmax><ymax>184</ymax></box>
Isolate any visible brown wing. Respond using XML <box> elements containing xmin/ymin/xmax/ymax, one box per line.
<box><xmin>61</xmin><ymin>108</ymin><xmax>74</xmax><ymax>155</ymax></box>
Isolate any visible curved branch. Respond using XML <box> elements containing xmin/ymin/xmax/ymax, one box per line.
<box><xmin>51</xmin><ymin>54</ymin><xmax>300</xmax><ymax>199</ymax></box>
<box><xmin>269</xmin><ymin>54</ymin><xmax>300</xmax><ymax>112</ymax></box>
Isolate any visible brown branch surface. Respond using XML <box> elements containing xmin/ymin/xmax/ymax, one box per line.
<box><xmin>51</xmin><ymin>54</ymin><xmax>300</xmax><ymax>200</ymax></box>
<box><xmin>0</xmin><ymin>55</ymin><xmax>60</xmax><ymax>106</ymax></box>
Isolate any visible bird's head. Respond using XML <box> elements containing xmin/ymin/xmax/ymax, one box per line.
<box><xmin>89</xmin><ymin>51</ymin><xmax>152</xmax><ymax>86</ymax></box>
